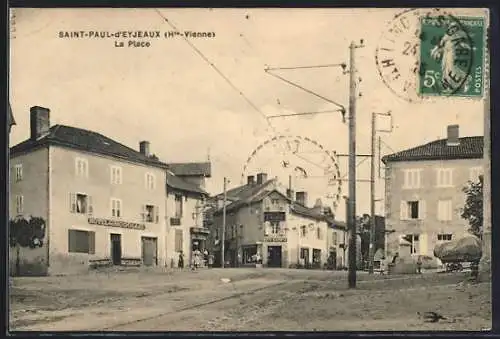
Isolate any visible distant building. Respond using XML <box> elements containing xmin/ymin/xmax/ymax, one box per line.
<box><xmin>206</xmin><ymin>173</ymin><xmax>347</xmax><ymax>269</ymax></box>
<box><xmin>382</xmin><ymin>125</ymin><xmax>483</xmax><ymax>259</ymax></box>
<box><xmin>165</xmin><ymin>163</ymin><xmax>211</xmax><ymax>268</ymax></box>
<box><xmin>9</xmin><ymin>106</ymin><xmax>209</xmax><ymax>275</ymax></box>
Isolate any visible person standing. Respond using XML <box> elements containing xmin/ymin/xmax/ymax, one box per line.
<box><xmin>208</xmin><ymin>253</ymin><xmax>214</xmax><ymax>268</ymax></box>
<box><xmin>203</xmin><ymin>249</ymin><xmax>209</xmax><ymax>267</ymax></box>
<box><xmin>178</xmin><ymin>251</ymin><xmax>184</xmax><ymax>269</ymax></box>
<box><xmin>416</xmin><ymin>255</ymin><xmax>423</xmax><ymax>274</ymax></box>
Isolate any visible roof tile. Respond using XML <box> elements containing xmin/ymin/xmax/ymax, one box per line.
<box><xmin>382</xmin><ymin>136</ymin><xmax>483</xmax><ymax>163</ymax></box>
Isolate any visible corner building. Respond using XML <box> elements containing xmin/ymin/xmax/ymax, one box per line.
<box><xmin>10</xmin><ymin>106</ymin><xmax>170</xmax><ymax>275</ymax></box>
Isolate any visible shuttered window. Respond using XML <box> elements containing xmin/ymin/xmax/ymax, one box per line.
<box><xmin>68</xmin><ymin>229</ymin><xmax>95</xmax><ymax>254</ymax></box>
<box><xmin>175</xmin><ymin>230</ymin><xmax>183</xmax><ymax>252</ymax></box>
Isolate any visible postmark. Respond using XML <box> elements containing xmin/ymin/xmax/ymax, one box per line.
<box><xmin>375</xmin><ymin>8</ymin><xmax>487</xmax><ymax>102</ymax></box>
<box><xmin>241</xmin><ymin>135</ymin><xmax>342</xmax><ymax>210</ymax></box>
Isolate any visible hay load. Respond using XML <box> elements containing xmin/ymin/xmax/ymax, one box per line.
<box><xmin>433</xmin><ymin>235</ymin><xmax>482</xmax><ymax>263</ymax></box>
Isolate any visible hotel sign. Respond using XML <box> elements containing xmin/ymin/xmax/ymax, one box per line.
<box><xmin>88</xmin><ymin>217</ymin><xmax>146</xmax><ymax>230</ymax></box>
<box><xmin>264</xmin><ymin>236</ymin><xmax>287</xmax><ymax>243</ymax></box>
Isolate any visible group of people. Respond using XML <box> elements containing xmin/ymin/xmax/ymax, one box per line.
<box><xmin>177</xmin><ymin>249</ymin><xmax>214</xmax><ymax>270</ymax></box>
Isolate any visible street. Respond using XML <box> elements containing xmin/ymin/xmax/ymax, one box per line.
<box><xmin>10</xmin><ymin>267</ymin><xmax>491</xmax><ymax>332</ymax></box>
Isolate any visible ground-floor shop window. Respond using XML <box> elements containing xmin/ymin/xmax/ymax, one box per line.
<box><xmin>68</xmin><ymin>229</ymin><xmax>95</xmax><ymax>254</ymax></box>
<box><xmin>242</xmin><ymin>245</ymin><xmax>258</xmax><ymax>264</ymax></box>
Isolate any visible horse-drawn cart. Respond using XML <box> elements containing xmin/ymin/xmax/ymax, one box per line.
<box><xmin>433</xmin><ymin>235</ymin><xmax>482</xmax><ymax>273</ymax></box>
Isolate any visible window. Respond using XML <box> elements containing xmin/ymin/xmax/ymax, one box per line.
<box><xmin>436</xmin><ymin>168</ymin><xmax>453</xmax><ymax>187</ymax></box>
<box><xmin>403</xmin><ymin>169</ymin><xmax>422</xmax><ymax>189</ymax></box>
<box><xmin>317</xmin><ymin>227</ymin><xmax>322</xmax><ymax>240</ymax></box>
<box><xmin>70</xmin><ymin>193</ymin><xmax>93</xmax><ymax>215</ymax></box>
<box><xmin>110</xmin><ymin>166</ymin><xmax>122</xmax><ymax>184</ymax></box>
<box><xmin>469</xmin><ymin>167</ymin><xmax>483</xmax><ymax>182</ymax></box>
<box><xmin>142</xmin><ymin>204</ymin><xmax>159</xmax><ymax>223</ymax></box>
<box><xmin>400</xmin><ymin>200</ymin><xmax>426</xmax><ymax>220</ymax></box>
<box><xmin>437</xmin><ymin>200</ymin><xmax>453</xmax><ymax>221</ymax></box>
<box><xmin>75</xmin><ymin>158</ymin><xmax>89</xmax><ymax>177</ymax></box>
<box><xmin>145</xmin><ymin>173</ymin><xmax>155</xmax><ymax>190</ymax></box>
<box><xmin>175</xmin><ymin>195</ymin><xmax>183</xmax><ymax>218</ymax></box>
<box><xmin>175</xmin><ymin>230</ymin><xmax>183</xmax><ymax>252</ymax></box>
<box><xmin>15</xmin><ymin>195</ymin><xmax>24</xmax><ymax>214</ymax></box>
<box><xmin>403</xmin><ymin>234</ymin><xmax>420</xmax><ymax>254</ymax></box>
<box><xmin>14</xmin><ymin>164</ymin><xmax>23</xmax><ymax>182</ymax></box>
<box><xmin>300</xmin><ymin>225</ymin><xmax>307</xmax><ymax>237</ymax></box>
<box><xmin>300</xmin><ymin>248</ymin><xmax>308</xmax><ymax>259</ymax></box>
<box><xmin>111</xmin><ymin>198</ymin><xmax>122</xmax><ymax>218</ymax></box>
<box><xmin>437</xmin><ymin>234</ymin><xmax>453</xmax><ymax>241</ymax></box>
<box><xmin>270</xmin><ymin>221</ymin><xmax>281</xmax><ymax>234</ymax></box>
<box><xmin>271</xmin><ymin>199</ymin><xmax>279</xmax><ymax>205</ymax></box>
<box><xmin>331</xmin><ymin>232</ymin><xmax>338</xmax><ymax>245</ymax></box>
<box><xmin>68</xmin><ymin>229</ymin><xmax>95</xmax><ymax>254</ymax></box>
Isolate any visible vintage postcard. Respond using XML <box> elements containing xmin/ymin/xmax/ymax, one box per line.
<box><xmin>8</xmin><ymin>7</ymin><xmax>491</xmax><ymax>332</ymax></box>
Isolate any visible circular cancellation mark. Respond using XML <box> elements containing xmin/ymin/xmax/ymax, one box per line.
<box><xmin>375</xmin><ymin>8</ymin><xmax>483</xmax><ymax>102</ymax></box>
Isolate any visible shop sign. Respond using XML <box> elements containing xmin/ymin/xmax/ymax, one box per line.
<box><xmin>264</xmin><ymin>212</ymin><xmax>286</xmax><ymax>222</ymax></box>
<box><xmin>88</xmin><ymin>217</ymin><xmax>146</xmax><ymax>230</ymax></box>
<box><xmin>264</xmin><ymin>236</ymin><xmax>287</xmax><ymax>243</ymax></box>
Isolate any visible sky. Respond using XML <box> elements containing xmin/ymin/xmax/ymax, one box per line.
<box><xmin>9</xmin><ymin>8</ymin><xmax>487</xmax><ymax>220</ymax></box>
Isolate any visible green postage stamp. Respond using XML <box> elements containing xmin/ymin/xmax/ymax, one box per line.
<box><xmin>419</xmin><ymin>15</ymin><xmax>485</xmax><ymax>97</ymax></box>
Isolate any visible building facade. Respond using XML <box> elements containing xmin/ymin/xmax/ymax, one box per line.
<box><xmin>9</xmin><ymin>106</ymin><xmax>210</xmax><ymax>275</ymax></box>
<box><xmin>382</xmin><ymin>125</ymin><xmax>483</xmax><ymax>260</ymax></box>
<box><xmin>165</xmin><ymin>165</ymin><xmax>211</xmax><ymax>268</ymax></box>
<box><xmin>207</xmin><ymin>173</ymin><xmax>347</xmax><ymax>268</ymax></box>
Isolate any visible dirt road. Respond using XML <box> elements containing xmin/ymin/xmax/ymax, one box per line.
<box><xmin>9</xmin><ymin>268</ymin><xmax>491</xmax><ymax>332</ymax></box>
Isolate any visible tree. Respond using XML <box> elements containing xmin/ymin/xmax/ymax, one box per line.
<box><xmin>461</xmin><ymin>175</ymin><xmax>483</xmax><ymax>238</ymax></box>
<box><xmin>9</xmin><ymin>216</ymin><xmax>46</xmax><ymax>276</ymax></box>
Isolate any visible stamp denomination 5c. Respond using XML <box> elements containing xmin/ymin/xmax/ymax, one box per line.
<box><xmin>418</xmin><ymin>16</ymin><xmax>485</xmax><ymax>98</ymax></box>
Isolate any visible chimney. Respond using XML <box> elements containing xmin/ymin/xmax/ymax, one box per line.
<box><xmin>247</xmin><ymin>175</ymin><xmax>255</xmax><ymax>185</ymax></box>
<box><xmin>446</xmin><ymin>125</ymin><xmax>460</xmax><ymax>146</ymax></box>
<box><xmin>256</xmin><ymin>172</ymin><xmax>268</xmax><ymax>185</ymax></box>
<box><xmin>30</xmin><ymin>106</ymin><xmax>50</xmax><ymax>140</ymax></box>
<box><xmin>286</xmin><ymin>189</ymin><xmax>294</xmax><ymax>199</ymax></box>
<box><xmin>296</xmin><ymin>191</ymin><xmax>308</xmax><ymax>206</ymax></box>
<box><xmin>139</xmin><ymin>141</ymin><xmax>150</xmax><ymax>156</ymax></box>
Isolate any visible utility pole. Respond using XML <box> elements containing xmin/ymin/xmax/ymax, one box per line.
<box><xmin>368</xmin><ymin>113</ymin><xmax>376</xmax><ymax>274</ymax></box>
<box><xmin>367</xmin><ymin>111</ymin><xmax>392</xmax><ymax>274</ymax></box>
<box><xmin>348</xmin><ymin>41</ymin><xmax>360</xmax><ymax>289</ymax></box>
<box><xmin>221</xmin><ymin>177</ymin><xmax>227</xmax><ymax>268</ymax></box>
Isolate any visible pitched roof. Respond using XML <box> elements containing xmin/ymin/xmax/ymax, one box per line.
<box><xmin>213</xmin><ymin>181</ymin><xmax>327</xmax><ymax>221</ymax></box>
<box><xmin>217</xmin><ymin>179</ymin><xmax>276</xmax><ymax>201</ymax></box>
<box><xmin>167</xmin><ymin>162</ymin><xmax>211</xmax><ymax>177</ymax></box>
<box><xmin>166</xmin><ymin>172</ymin><xmax>208</xmax><ymax>196</ymax></box>
<box><xmin>382</xmin><ymin>136</ymin><xmax>483</xmax><ymax>163</ymax></box>
<box><xmin>10</xmin><ymin>124</ymin><xmax>168</xmax><ymax>169</ymax></box>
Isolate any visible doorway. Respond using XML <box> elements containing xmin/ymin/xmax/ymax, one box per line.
<box><xmin>110</xmin><ymin>234</ymin><xmax>122</xmax><ymax>265</ymax></box>
<box><xmin>141</xmin><ymin>237</ymin><xmax>158</xmax><ymax>266</ymax></box>
<box><xmin>328</xmin><ymin>249</ymin><xmax>337</xmax><ymax>270</ymax></box>
<box><xmin>267</xmin><ymin>245</ymin><xmax>282</xmax><ymax>268</ymax></box>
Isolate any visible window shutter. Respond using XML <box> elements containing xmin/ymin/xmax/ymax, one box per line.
<box><xmin>68</xmin><ymin>230</ymin><xmax>76</xmax><ymax>252</ymax></box>
<box><xmin>155</xmin><ymin>206</ymin><xmax>159</xmax><ymax>224</ymax></box>
<box><xmin>88</xmin><ymin>196</ymin><xmax>93</xmax><ymax>215</ymax></box>
<box><xmin>141</xmin><ymin>204</ymin><xmax>146</xmax><ymax>222</ymax></box>
<box><xmin>70</xmin><ymin>193</ymin><xmax>77</xmax><ymax>213</ymax></box>
<box><xmin>419</xmin><ymin>200</ymin><xmax>426</xmax><ymax>220</ymax></box>
<box><xmin>88</xmin><ymin>231</ymin><xmax>95</xmax><ymax>254</ymax></box>
<box><xmin>400</xmin><ymin>201</ymin><xmax>407</xmax><ymax>220</ymax></box>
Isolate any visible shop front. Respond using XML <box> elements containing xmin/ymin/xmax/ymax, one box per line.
<box><xmin>190</xmin><ymin>226</ymin><xmax>210</xmax><ymax>265</ymax></box>
<box><xmin>263</xmin><ymin>235</ymin><xmax>287</xmax><ymax>268</ymax></box>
